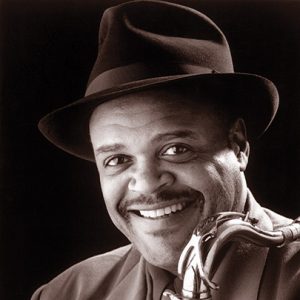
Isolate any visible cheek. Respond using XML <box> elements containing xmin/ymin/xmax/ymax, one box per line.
<box><xmin>98</xmin><ymin>173</ymin><xmax>132</xmax><ymax>234</ymax></box>
<box><xmin>212</xmin><ymin>152</ymin><xmax>241</xmax><ymax>189</ymax></box>
<box><xmin>175</xmin><ymin>152</ymin><xmax>240</xmax><ymax>209</ymax></box>
<box><xmin>99</xmin><ymin>177</ymin><xmax>114</xmax><ymax>203</ymax></box>
<box><xmin>99</xmin><ymin>176</ymin><xmax>122</xmax><ymax>212</ymax></box>
<box><xmin>172</xmin><ymin>158</ymin><xmax>228</xmax><ymax>188</ymax></box>
<box><xmin>99</xmin><ymin>178</ymin><xmax>116</xmax><ymax>217</ymax></box>
<box><xmin>203</xmin><ymin>153</ymin><xmax>242</xmax><ymax>211</ymax></box>
<box><xmin>98</xmin><ymin>166</ymin><xmax>128</xmax><ymax>202</ymax></box>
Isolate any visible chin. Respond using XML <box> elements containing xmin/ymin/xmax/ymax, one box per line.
<box><xmin>145</xmin><ymin>246</ymin><xmax>181</xmax><ymax>275</ymax></box>
<box><xmin>135</xmin><ymin>233</ymin><xmax>192</xmax><ymax>275</ymax></box>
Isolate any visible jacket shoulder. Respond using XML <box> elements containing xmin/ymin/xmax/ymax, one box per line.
<box><xmin>259</xmin><ymin>209</ymin><xmax>300</xmax><ymax>300</ymax></box>
<box><xmin>31</xmin><ymin>244</ymin><xmax>132</xmax><ymax>300</ymax></box>
<box><xmin>262</xmin><ymin>207</ymin><xmax>293</xmax><ymax>228</ymax></box>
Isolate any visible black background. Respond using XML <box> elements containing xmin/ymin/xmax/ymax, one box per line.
<box><xmin>1</xmin><ymin>1</ymin><xmax>300</xmax><ymax>299</ymax></box>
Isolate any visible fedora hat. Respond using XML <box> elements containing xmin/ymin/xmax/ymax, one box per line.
<box><xmin>39</xmin><ymin>0</ymin><xmax>279</xmax><ymax>161</ymax></box>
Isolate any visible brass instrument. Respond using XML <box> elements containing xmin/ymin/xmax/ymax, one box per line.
<box><xmin>163</xmin><ymin>212</ymin><xmax>300</xmax><ymax>300</ymax></box>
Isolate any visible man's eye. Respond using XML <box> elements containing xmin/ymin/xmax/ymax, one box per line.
<box><xmin>104</xmin><ymin>156</ymin><xmax>130</xmax><ymax>167</ymax></box>
<box><xmin>162</xmin><ymin>145</ymin><xmax>189</xmax><ymax>156</ymax></box>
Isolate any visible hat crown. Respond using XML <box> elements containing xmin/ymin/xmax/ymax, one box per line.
<box><xmin>86</xmin><ymin>0</ymin><xmax>233</xmax><ymax>96</ymax></box>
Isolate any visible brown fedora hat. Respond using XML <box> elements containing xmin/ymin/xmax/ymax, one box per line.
<box><xmin>39</xmin><ymin>0</ymin><xmax>279</xmax><ymax>161</ymax></box>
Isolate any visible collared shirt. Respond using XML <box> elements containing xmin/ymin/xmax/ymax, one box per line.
<box><xmin>32</xmin><ymin>192</ymin><xmax>300</xmax><ymax>300</ymax></box>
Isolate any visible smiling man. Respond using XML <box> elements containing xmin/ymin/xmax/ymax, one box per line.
<box><xmin>32</xmin><ymin>1</ymin><xmax>300</xmax><ymax>300</ymax></box>
<box><xmin>88</xmin><ymin>87</ymin><xmax>248</xmax><ymax>275</ymax></box>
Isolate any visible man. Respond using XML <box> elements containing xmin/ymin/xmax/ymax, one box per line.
<box><xmin>32</xmin><ymin>1</ymin><xmax>300</xmax><ymax>299</ymax></box>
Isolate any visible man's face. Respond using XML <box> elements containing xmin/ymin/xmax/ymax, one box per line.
<box><xmin>89</xmin><ymin>89</ymin><xmax>248</xmax><ymax>274</ymax></box>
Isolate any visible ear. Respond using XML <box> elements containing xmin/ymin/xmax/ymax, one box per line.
<box><xmin>228</xmin><ymin>118</ymin><xmax>250</xmax><ymax>172</ymax></box>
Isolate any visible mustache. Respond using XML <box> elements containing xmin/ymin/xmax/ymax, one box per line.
<box><xmin>118</xmin><ymin>188</ymin><xmax>204</xmax><ymax>217</ymax></box>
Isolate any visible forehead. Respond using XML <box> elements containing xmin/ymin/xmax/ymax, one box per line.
<box><xmin>89</xmin><ymin>89</ymin><xmax>229</xmax><ymax>151</ymax></box>
<box><xmin>89</xmin><ymin>88</ymin><xmax>223</xmax><ymax>129</ymax></box>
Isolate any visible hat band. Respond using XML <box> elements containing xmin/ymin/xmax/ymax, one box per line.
<box><xmin>85</xmin><ymin>62</ymin><xmax>213</xmax><ymax>96</ymax></box>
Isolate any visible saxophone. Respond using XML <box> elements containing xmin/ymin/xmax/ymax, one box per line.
<box><xmin>163</xmin><ymin>212</ymin><xmax>300</xmax><ymax>300</ymax></box>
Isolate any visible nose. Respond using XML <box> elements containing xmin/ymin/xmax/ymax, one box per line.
<box><xmin>128</xmin><ymin>160</ymin><xmax>175</xmax><ymax>194</ymax></box>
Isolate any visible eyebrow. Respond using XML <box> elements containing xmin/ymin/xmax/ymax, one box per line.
<box><xmin>94</xmin><ymin>130</ymin><xmax>198</xmax><ymax>156</ymax></box>
<box><xmin>153</xmin><ymin>130</ymin><xmax>198</xmax><ymax>143</ymax></box>
<box><xmin>95</xmin><ymin>143</ymin><xmax>125</xmax><ymax>155</ymax></box>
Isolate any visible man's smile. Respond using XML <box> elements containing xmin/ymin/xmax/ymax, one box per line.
<box><xmin>129</xmin><ymin>200</ymin><xmax>193</xmax><ymax>219</ymax></box>
<box><xmin>126</xmin><ymin>199</ymin><xmax>204</xmax><ymax>239</ymax></box>
<box><xmin>119</xmin><ymin>188</ymin><xmax>205</xmax><ymax>220</ymax></box>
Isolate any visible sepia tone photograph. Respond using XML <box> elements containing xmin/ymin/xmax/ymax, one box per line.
<box><xmin>1</xmin><ymin>1</ymin><xmax>300</xmax><ymax>299</ymax></box>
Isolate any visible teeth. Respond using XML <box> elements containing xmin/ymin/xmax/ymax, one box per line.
<box><xmin>157</xmin><ymin>208</ymin><xmax>165</xmax><ymax>217</ymax></box>
<box><xmin>142</xmin><ymin>210</ymin><xmax>151</xmax><ymax>218</ymax></box>
<box><xmin>164</xmin><ymin>207</ymin><xmax>171</xmax><ymax>214</ymax></box>
<box><xmin>139</xmin><ymin>202</ymin><xmax>187</xmax><ymax>219</ymax></box>
<box><xmin>149</xmin><ymin>210</ymin><xmax>157</xmax><ymax>218</ymax></box>
<box><xmin>171</xmin><ymin>204</ymin><xmax>177</xmax><ymax>212</ymax></box>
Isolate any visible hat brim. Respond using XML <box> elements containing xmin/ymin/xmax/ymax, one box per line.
<box><xmin>38</xmin><ymin>72</ymin><xmax>279</xmax><ymax>161</ymax></box>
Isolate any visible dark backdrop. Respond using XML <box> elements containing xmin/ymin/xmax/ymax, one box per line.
<box><xmin>1</xmin><ymin>1</ymin><xmax>299</xmax><ymax>299</ymax></box>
